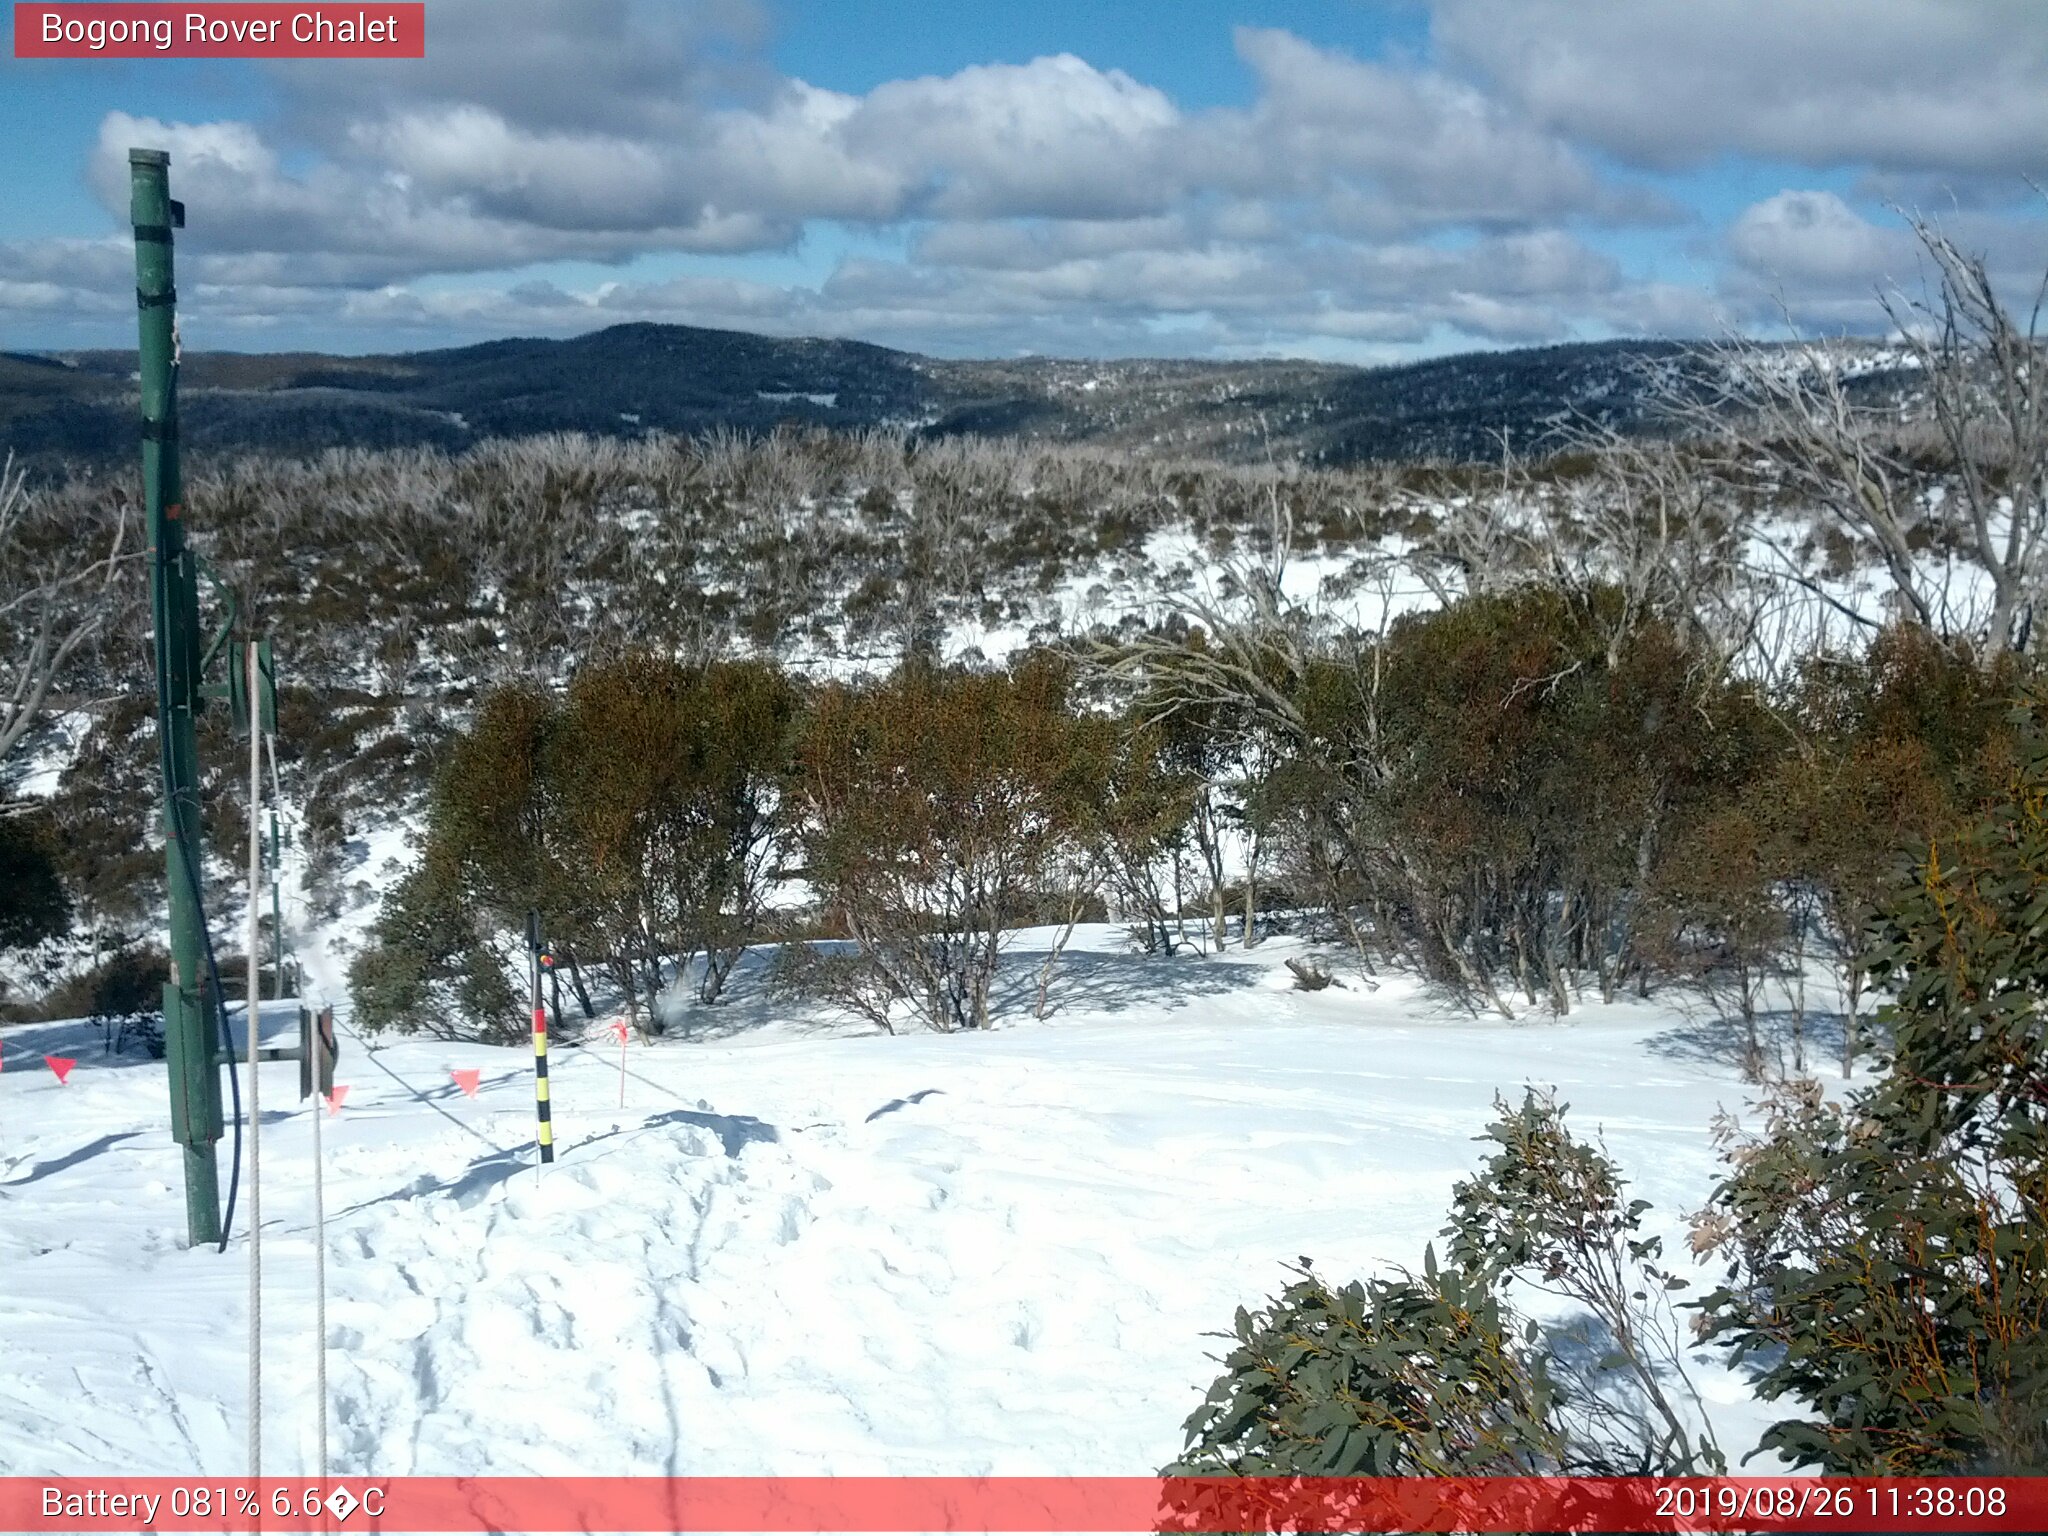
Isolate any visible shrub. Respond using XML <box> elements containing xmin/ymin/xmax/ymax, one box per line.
<box><xmin>793</xmin><ymin>655</ymin><xmax>1110</xmax><ymax>1031</ymax></box>
<box><xmin>0</xmin><ymin>812</ymin><xmax>70</xmax><ymax>949</ymax></box>
<box><xmin>1691</xmin><ymin>691</ymin><xmax>2048</xmax><ymax>1474</ymax></box>
<box><xmin>348</xmin><ymin>851</ymin><xmax>525</xmax><ymax>1044</ymax></box>
<box><xmin>1174</xmin><ymin>1093</ymin><xmax>1722</xmax><ymax>1483</ymax></box>
<box><xmin>1265</xmin><ymin>584</ymin><xmax>1771</xmax><ymax>1014</ymax></box>
<box><xmin>1169</xmin><ymin>1258</ymin><xmax>1569</xmax><ymax>1477</ymax></box>
<box><xmin>38</xmin><ymin>946</ymin><xmax>170</xmax><ymax>1056</ymax></box>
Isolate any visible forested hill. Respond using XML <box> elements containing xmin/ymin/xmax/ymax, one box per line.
<box><xmin>2</xmin><ymin>326</ymin><xmax>1707</xmax><ymax>468</ymax></box>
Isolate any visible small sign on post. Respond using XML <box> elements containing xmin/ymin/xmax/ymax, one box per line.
<box><xmin>297</xmin><ymin>1006</ymin><xmax>337</xmax><ymax>1101</ymax></box>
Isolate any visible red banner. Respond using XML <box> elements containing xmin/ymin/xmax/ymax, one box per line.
<box><xmin>1</xmin><ymin>1476</ymin><xmax>2042</xmax><ymax>1533</ymax></box>
<box><xmin>13</xmin><ymin>5</ymin><xmax>424</xmax><ymax>59</ymax></box>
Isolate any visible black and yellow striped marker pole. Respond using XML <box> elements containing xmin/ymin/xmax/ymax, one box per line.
<box><xmin>527</xmin><ymin>909</ymin><xmax>555</xmax><ymax>1164</ymax></box>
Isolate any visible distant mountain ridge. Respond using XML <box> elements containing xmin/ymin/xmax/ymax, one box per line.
<box><xmin>0</xmin><ymin>322</ymin><xmax>1862</xmax><ymax>469</ymax></box>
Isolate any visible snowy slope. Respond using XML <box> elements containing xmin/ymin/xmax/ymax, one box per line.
<box><xmin>0</xmin><ymin>928</ymin><xmax>1801</xmax><ymax>1479</ymax></box>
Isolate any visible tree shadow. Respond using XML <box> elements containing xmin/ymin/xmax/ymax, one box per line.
<box><xmin>0</xmin><ymin>1130</ymin><xmax>145</xmax><ymax>1189</ymax></box>
<box><xmin>864</xmin><ymin>1088</ymin><xmax>945</xmax><ymax>1123</ymax></box>
<box><xmin>647</xmin><ymin>936</ymin><xmax>1270</xmax><ymax>1042</ymax></box>
<box><xmin>0</xmin><ymin>1018</ymin><xmax>155</xmax><ymax>1072</ymax></box>
<box><xmin>0</xmin><ymin>999</ymin><xmax>311</xmax><ymax>1076</ymax></box>
<box><xmin>572</xmin><ymin>1106</ymin><xmax>780</xmax><ymax>1159</ymax></box>
<box><xmin>325</xmin><ymin>1103</ymin><xmax>780</xmax><ymax>1222</ymax></box>
<box><xmin>1538</xmin><ymin>1309</ymin><xmax>1729</xmax><ymax>1471</ymax></box>
<box><xmin>1643</xmin><ymin>993</ymin><xmax>1866</xmax><ymax>1077</ymax></box>
<box><xmin>986</xmin><ymin>946</ymin><xmax>1268</xmax><ymax>1020</ymax></box>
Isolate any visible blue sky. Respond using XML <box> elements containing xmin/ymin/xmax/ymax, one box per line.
<box><xmin>3</xmin><ymin>0</ymin><xmax>2043</xmax><ymax>359</ymax></box>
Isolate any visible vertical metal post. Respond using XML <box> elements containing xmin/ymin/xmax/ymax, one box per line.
<box><xmin>133</xmin><ymin>147</ymin><xmax>223</xmax><ymax>1249</ymax></box>
<box><xmin>528</xmin><ymin>911</ymin><xmax>555</xmax><ymax>1164</ymax></box>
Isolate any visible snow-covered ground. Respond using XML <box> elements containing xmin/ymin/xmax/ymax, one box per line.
<box><xmin>0</xmin><ymin>924</ymin><xmax>1807</xmax><ymax>1478</ymax></box>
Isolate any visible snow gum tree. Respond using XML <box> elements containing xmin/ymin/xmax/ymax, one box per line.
<box><xmin>793</xmin><ymin>654</ymin><xmax>1111</xmax><ymax>1032</ymax></box>
<box><xmin>1678</xmin><ymin>213</ymin><xmax>2048</xmax><ymax>659</ymax></box>
<box><xmin>349</xmin><ymin>656</ymin><xmax>799</xmax><ymax>1040</ymax></box>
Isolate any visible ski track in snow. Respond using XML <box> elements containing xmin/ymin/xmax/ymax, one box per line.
<box><xmin>0</xmin><ymin>929</ymin><xmax>1807</xmax><ymax>1477</ymax></box>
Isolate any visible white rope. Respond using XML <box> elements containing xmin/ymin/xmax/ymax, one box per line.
<box><xmin>311</xmin><ymin>1027</ymin><xmax>327</xmax><ymax>1482</ymax></box>
<box><xmin>245</xmin><ymin>641</ymin><xmax>264</xmax><ymax>1483</ymax></box>
<box><xmin>267</xmin><ymin>730</ymin><xmax>325</xmax><ymax>1481</ymax></box>
<box><xmin>264</xmin><ymin>733</ymin><xmax>289</xmax><ymax>1001</ymax></box>
<box><xmin>262</xmin><ymin>724</ymin><xmax>329</xmax><ymax>1484</ymax></box>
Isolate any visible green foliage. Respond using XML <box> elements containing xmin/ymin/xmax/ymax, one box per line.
<box><xmin>1446</xmin><ymin>1092</ymin><xmax>1723</xmax><ymax>1474</ymax></box>
<box><xmin>0</xmin><ymin>812</ymin><xmax>71</xmax><ymax>949</ymax></box>
<box><xmin>795</xmin><ymin>654</ymin><xmax>1112</xmax><ymax>1030</ymax></box>
<box><xmin>550</xmin><ymin>654</ymin><xmax>800</xmax><ymax>1006</ymax></box>
<box><xmin>1108</xmin><ymin>724</ymin><xmax>1205</xmax><ymax>951</ymax></box>
<box><xmin>348</xmin><ymin>846</ymin><xmax>524</xmax><ymax>1044</ymax></box>
<box><xmin>1691</xmin><ymin>691</ymin><xmax>2048</xmax><ymax>1473</ymax></box>
<box><xmin>86</xmin><ymin>946</ymin><xmax>169</xmax><ymax>1056</ymax></box>
<box><xmin>1169</xmin><ymin>1260</ymin><xmax>1569</xmax><ymax>1477</ymax></box>
<box><xmin>1261</xmin><ymin>583</ymin><xmax>1770</xmax><ymax>1012</ymax></box>
<box><xmin>40</xmin><ymin>694</ymin><xmax>164</xmax><ymax>928</ymax></box>
<box><xmin>349</xmin><ymin>654</ymin><xmax>800</xmax><ymax>1040</ymax></box>
<box><xmin>1176</xmin><ymin>1094</ymin><xmax>1722</xmax><ymax>1484</ymax></box>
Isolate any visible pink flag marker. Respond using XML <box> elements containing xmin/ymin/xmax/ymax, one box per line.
<box><xmin>451</xmin><ymin>1068</ymin><xmax>482</xmax><ymax>1099</ymax></box>
<box><xmin>325</xmin><ymin>1084</ymin><xmax>350</xmax><ymax>1115</ymax></box>
<box><xmin>610</xmin><ymin>1017</ymin><xmax>630</xmax><ymax>1107</ymax></box>
<box><xmin>44</xmin><ymin>1055</ymin><xmax>76</xmax><ymax>1085</ymax></box>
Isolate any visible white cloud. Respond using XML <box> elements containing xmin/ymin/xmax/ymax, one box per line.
<box><xmin>1727</xmin><ymin>191</ymin><xmax>1898</xmax><ymax>286</ymax></box>
<box><xmin>1435</xmin><ymin>0</ymin><xmax>2048</xmax><ymax>177</ymax></box>
<box><xmin>21</xmin><ymin>11</ymin><xmax>2039</xmax><ymax>360</ymax></box>
<box><xmin>1211</xmin><ymin>27</ymin><xmax>1654</xmax><ymax>231</ymax></box>
<box><xmin>1718</xmin><ymin>189</ymin><xmax>2048</xmax><ymax>332</ymax></box>
<box><xmin>845</xmin><ymin>56</ymin><xmax>1182</xmax><ymax>220</ymax></box>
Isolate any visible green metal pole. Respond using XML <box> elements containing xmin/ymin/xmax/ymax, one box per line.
<box><xmin>133</xmin><ymin>147</ymin><xmax>223</xmax><ymax>1248</ymax></box>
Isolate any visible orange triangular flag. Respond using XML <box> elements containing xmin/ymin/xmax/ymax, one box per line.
<box><xmin>44</xmin><ymin>1055</ymin><xmax>76</xmax><ymax>1084</ymax></box>
<box><xmin>325</xmin><ymin>1084</ymin><xmax>349</xmax><ymax>1115</ymax></box>
<box><xmin>451</xmin><ymin>1068</ymin><xmax>481</xmax><ymax>1098</ymax></box>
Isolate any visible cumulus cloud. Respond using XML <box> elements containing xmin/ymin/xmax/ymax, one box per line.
<box><xmin>1435</xmin><ymin>0</ymin><xmax>2048</xmax><ymax>177</ymax></box>
<box><xmin>1727</xmin><ymin>191</ymin><xmax>1898</xmax><ymax>287</ymax></box>
<box><xmin>270</xmin><ymin>0</ymin><xmax>776</xmax><ymax>140</ymax></box>
<box><xmin>17</xmin><ymin>4</ymin><xmax>2042</xmax><ymax>359</ymax></box>
<box><xmin>1717</xmin><ymin>189</ymin><xmax>2048</xmax><ymax>332</ymax></box>
<box><xmin>1207</xmin><ymin>27</ymin><xmax>1667</xmax><ymax>233</ymax></box>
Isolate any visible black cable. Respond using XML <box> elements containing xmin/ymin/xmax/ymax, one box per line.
<box><xmin>151</xmin><ymin>364</ymin><xmax>245</xmax><ymax>1255</ymax></box>
<box><xmin>171</xmin><ymin>798</ymin><xmax>244</xmax><ymax>1254</ymax></box>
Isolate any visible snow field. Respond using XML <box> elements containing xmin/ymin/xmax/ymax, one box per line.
<box><xmin>1</xmin><ymin>928</ymin><xmax>1797</xmax><ymax>1477</ymax></box>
